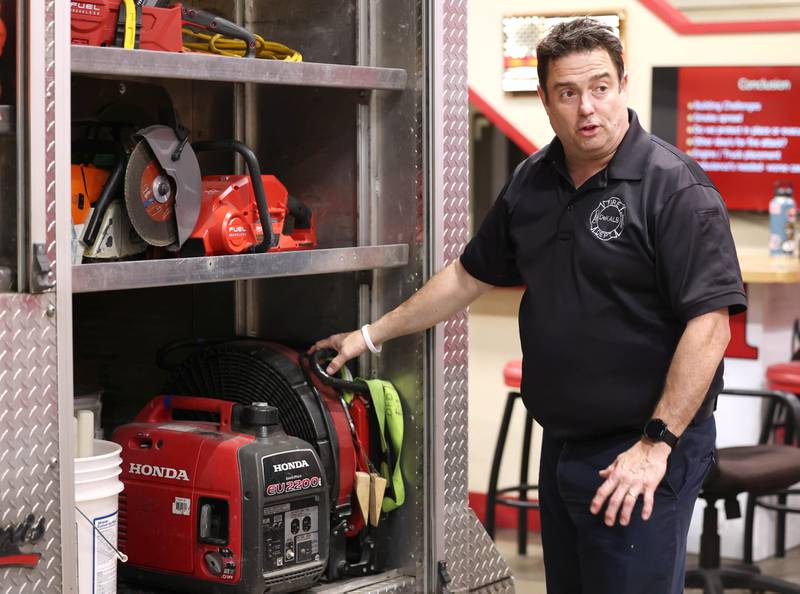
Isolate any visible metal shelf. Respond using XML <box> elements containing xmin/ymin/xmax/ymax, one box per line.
<box><xmin>72</xmin><ymin>244</ymin><xmax>409</xmax><ymax>293</ymax></box>
<box><xmin>71</xmin><ymin>46</ymin><xmax>407</xmax><ymax>91</ymax></box>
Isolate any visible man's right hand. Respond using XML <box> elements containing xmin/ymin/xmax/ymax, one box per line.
<box><xmin>307</xmin><ymin>261</ymin><xmax>492</xmax><ymax>376</ymax></box>
<box><xmin>308</xmin><ymin>330</ymin><xmax>369</xmax><ymax>375</ymax></box>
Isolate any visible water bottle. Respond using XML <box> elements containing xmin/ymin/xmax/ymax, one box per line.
<box><xmin>769</xmin><ymin>182</ymin><xmax>796</xmax><ymax>257</ymax></box>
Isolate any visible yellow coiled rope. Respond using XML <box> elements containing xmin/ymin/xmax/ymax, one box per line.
<box><xmin>182</xmin><ymin>28</ymin><xmax>303</xmax><ymax>62</ymax></box>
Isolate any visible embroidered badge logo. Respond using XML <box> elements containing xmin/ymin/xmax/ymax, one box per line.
<box><xmin>589</xmin><ymin>197</ymin><xmax>626</xmax><ymax>241</ymax></box>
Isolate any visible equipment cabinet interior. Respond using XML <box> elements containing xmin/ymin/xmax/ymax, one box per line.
<box><xmin>0</xmin><ymin>1</ymin><xmax>513</xmax><ymax>592</ymax></box>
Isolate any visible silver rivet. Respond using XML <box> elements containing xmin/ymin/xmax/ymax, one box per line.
<box><xmin>46</xmin><ymin>305</ymin><xmax>55</xmax><ymax>318</ymax></box>
<box><xmin>49</xmin><ymin>457</ymin><xmax>58</xmax><ymax>468</ymax></box>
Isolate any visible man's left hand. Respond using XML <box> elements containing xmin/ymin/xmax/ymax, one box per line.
<box><xmin>589</xmin><ymin>439</ymin><xmax>671</xmax><ymax>527</ymax></box>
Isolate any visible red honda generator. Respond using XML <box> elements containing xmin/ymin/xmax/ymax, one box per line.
<box><xmin>114</xmin><ymin>342</ymin><xmax>385</xmax><ymax>592</ymax></box>
<box><xmin>113</xmin><ymin>396</ymin><xmax>329</xmax><ymax>592</ymax></box>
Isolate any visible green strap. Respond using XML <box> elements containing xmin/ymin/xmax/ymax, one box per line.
<box><xmin>340</xmin><ymin>366</ymin><xmax>355</xmax><ymax>405</ymax></box>
<box><xmin>335</xmin><ymin>364</ymin><xmax>405</xmax><ymax>512</ymax></box>
<box><xmin>360</xmin><ymin>378</ymin><xmax>405</xmax><ymax>512</ymax></box>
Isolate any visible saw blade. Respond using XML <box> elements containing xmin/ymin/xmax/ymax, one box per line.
<box><xmin>125</xmin><ymin>140</ymin><xmax>178</xmax><ymax>247</ymax></box>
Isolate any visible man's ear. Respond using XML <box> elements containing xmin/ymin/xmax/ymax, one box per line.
<box><xmin>618</xmin><ymin>72</ymin><xmax>629</xmax><ymax>103</ymax></box>
<box><xmin>537</xmin><ymin>84</ymin><xmax>549</xmax><ymax>113</ymax></box>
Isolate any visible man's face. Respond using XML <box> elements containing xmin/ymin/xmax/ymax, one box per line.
<box><xmin>538</xmin><ymin>48</ymin><xmax>629</xmax><ymax>164</ymax></box>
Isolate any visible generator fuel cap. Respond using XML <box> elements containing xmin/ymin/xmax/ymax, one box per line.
<box><xmin>243</xmin><ymin>402</ymin><xmax>279</xmax><ymax>439</ymax></box>
<box><xmin>244</xmin><ymin>402</ymin><xmax>278</xmax><ymax>424</ymax></box>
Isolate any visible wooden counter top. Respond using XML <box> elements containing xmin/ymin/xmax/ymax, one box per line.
<box><xmin>737</xmin><ymin>246</ymin><xmax>800</xmax><ymax>284</ymax></box>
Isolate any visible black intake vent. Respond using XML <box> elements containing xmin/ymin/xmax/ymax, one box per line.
<box><xmin>163</xmin><ymin>340</ymin><xmax>338</xmax><ymax>492</ymax></box>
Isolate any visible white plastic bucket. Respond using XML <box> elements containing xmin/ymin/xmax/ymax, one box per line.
<box><xmin>75</xmin><ymin>439</ymin><xmax>124</xmax><ymax>594</ymax></box>
<box><xmin>75</xmin><ymin>440</ymin><xmax>122</xmax><ymax>484</ymax></box>
<box><xmin>75</xmin><ymin>466</ymin><xmax>122</xmax><ymax>486</ymax></box>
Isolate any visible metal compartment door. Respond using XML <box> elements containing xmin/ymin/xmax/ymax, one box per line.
<box><xmin>0</xmin><ymin>1</ymin><xmax>75</xmax><ymax>592</ymax></box>
<box><xmin>426</xmin><ymin>0</ymin><xmax>514</xmax><ymax>591</ymax></box>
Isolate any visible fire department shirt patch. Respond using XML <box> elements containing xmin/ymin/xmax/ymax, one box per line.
<box><xmin>589</xmin><ymin>197</ymin><xmax>626</xmax><ymax>241</ymax></box>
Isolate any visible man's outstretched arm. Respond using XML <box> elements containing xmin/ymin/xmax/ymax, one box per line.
<box><xmin>310</xmin><ymin>259</ymin><xmax>493</xmax><ymax>374</ymax></box>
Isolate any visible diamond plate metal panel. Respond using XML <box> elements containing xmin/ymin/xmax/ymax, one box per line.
<box><xmin>466</xmin><ymin>509</ymin><xmax>514</xmax><ymax>589</ymax></box>
<box><xmin>470</xmin><ymin>577</ymin><xmax>515</xmax><ymax>594</ymax></box>
<box><xmin>0</xmin><ymin>293</ymin><xmax>61</xmax><ymax>593</ymax></box>
<box><xmin>44</xmin><ymin>0</ymin><xmax>57</xmax><ymax>289</ymax></box>
<box><xmin>436</xmin><ymin>0</ymin><xmax>512</xmax><ymax>590</ymax></box>
<box><xmin>439</xmin><ymin>0</ymin><xmax>469</xmax><ymax>506</ymax></box>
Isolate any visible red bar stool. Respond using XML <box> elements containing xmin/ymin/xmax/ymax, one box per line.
<box><xmin>485</xmin><ymin>359</ymin><xmax>539</xmax><ymax>555</ymax></box>
<box><xmin>743</xmin><ymin>362</ymin><xmax>800</xmax><ymax>564</ymax></box>
<box><xmin>766</xmin><ymin>361</ymin><xmax>800</xmax><ymax>394</ymax></box>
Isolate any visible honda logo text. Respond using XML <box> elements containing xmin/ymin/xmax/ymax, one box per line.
<box><xmin>273</xmin><ymin>460</ymin><xmax>310</xmax><ymax>472</ymax></box>
<box><xmin>128</xmin><ymin>463</ymin><xmax>190</xmax><ymax>481</ymax></box>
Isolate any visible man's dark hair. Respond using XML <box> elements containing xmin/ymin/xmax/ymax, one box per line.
<box><xmin>536</xmin><ymin>17</ymin><xmax>624</xmax><ymax>95</ymax></box>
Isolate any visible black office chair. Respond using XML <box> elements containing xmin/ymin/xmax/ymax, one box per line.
<box><xmin>685</xmin><ymin>388</ymin><xmax>800</xmax><ymax>594</ymax></box>
<box><xmin>745</xmin><ymin>367</ymin><xmax>800</xmax><ymax>564</ymax></box>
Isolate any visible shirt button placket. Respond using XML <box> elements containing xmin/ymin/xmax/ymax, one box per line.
<box><xmin>558</xmin><ymin>202</ymin><xmax>574</xmax><ymax>242</ymax></box>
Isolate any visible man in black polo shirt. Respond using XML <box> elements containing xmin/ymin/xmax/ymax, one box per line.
<box><xmin>312</xmin><ymin>17</ymin><xmax>746</xmax><ymax>593</ymax></box>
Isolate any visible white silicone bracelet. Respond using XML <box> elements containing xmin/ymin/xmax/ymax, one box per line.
<box><xmin>361</xmin><ymin>324</ymin><xmax>382</xmax><ymax>354</ymax></box>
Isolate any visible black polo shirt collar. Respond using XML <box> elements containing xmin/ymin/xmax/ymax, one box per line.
<box><xmin>545</xmin><ymin>109</ymin><xmax>651</xmax><ymax>184</ymax></box>
<box><xmin>608</xmin><ymin>109</ymin><xmax>651</xmax><ymax>180</ymax></box>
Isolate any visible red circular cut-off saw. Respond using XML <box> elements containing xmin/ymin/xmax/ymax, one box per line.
<box><xmin>124</xmin><ymin>128</ymin><xmax>316</xmax><ymax>256</ymax></box>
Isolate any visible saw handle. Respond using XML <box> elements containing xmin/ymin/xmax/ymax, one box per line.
<box><xmin>136</xmin><ymin>395</ymin><xmax>235</xmax><ymax>432</ymax></box>
<box><xmin>192</xmin><ymin>139</ymin><xmax>276</xmax><ymax>249</ymax></box>
<box><xmin>181</xmin><ymin>7</ymin><xmax>257</xmax><ymax>58</ymax></box>
<box><xmin>82</xmin><ymin>155</ymin><xmax>126</xmax><ymax>246</ymax></box>
<box><xmin>287</xmin><ymin>195</ymin><xmax>313</xmax><ymax>229</ymax></box>
<box><xmin>310</xmin><ymin>349</ymin><xmax>370</xmax><ymax>393</ymax></box>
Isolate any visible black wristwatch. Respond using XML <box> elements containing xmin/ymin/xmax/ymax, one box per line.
<box><xmin>643</xmin><ymin>418</ymin><xmax>678</xmax><ymax>449</ymax></box>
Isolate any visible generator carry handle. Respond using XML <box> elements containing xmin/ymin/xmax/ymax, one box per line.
<box><xmin>135</xmin><ymin>395</ymin><xmax>235</xmax><ymax>432</ymax></box>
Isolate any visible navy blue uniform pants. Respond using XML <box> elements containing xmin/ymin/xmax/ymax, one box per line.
<box><xmin>538</xmin><ymin>416</ymin><xmax>716</xmax><ymax>594</ymax></box>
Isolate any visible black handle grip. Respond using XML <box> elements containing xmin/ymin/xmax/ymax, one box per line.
<box><xmin>310</xmin><ymin>349</ymin><xmax>369</xmax><ymax>393</ymax></box>
<box><xmin>192</xmin><ymin>139</ymin><xmax>275</xmax><ymax>249</ymax></box>
<box><xmin>82</xmin><ymin>155</ymin><xmax>126</xmax><ymax>246</ymax></box>
<box><xmin>181</xmin><ymin>7</ymin><xmax>257</xmax><ymax>58</ymax></box>
<box><xmin>287</xmin><ymin>195</ymin><xmax>313</xmax><ymax>229</ymax></box>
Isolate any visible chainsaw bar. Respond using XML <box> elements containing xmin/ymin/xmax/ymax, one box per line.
<box><xmin>124</xmin><ymin>139</ymin><xmax>178</xmax><ymax>247</ymax></box>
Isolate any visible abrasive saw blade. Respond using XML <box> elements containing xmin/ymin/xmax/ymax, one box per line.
<box><xmin>124</xmin><ymin>140</ymin><xmax>178</xmax><ymax>247</ymax></box>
